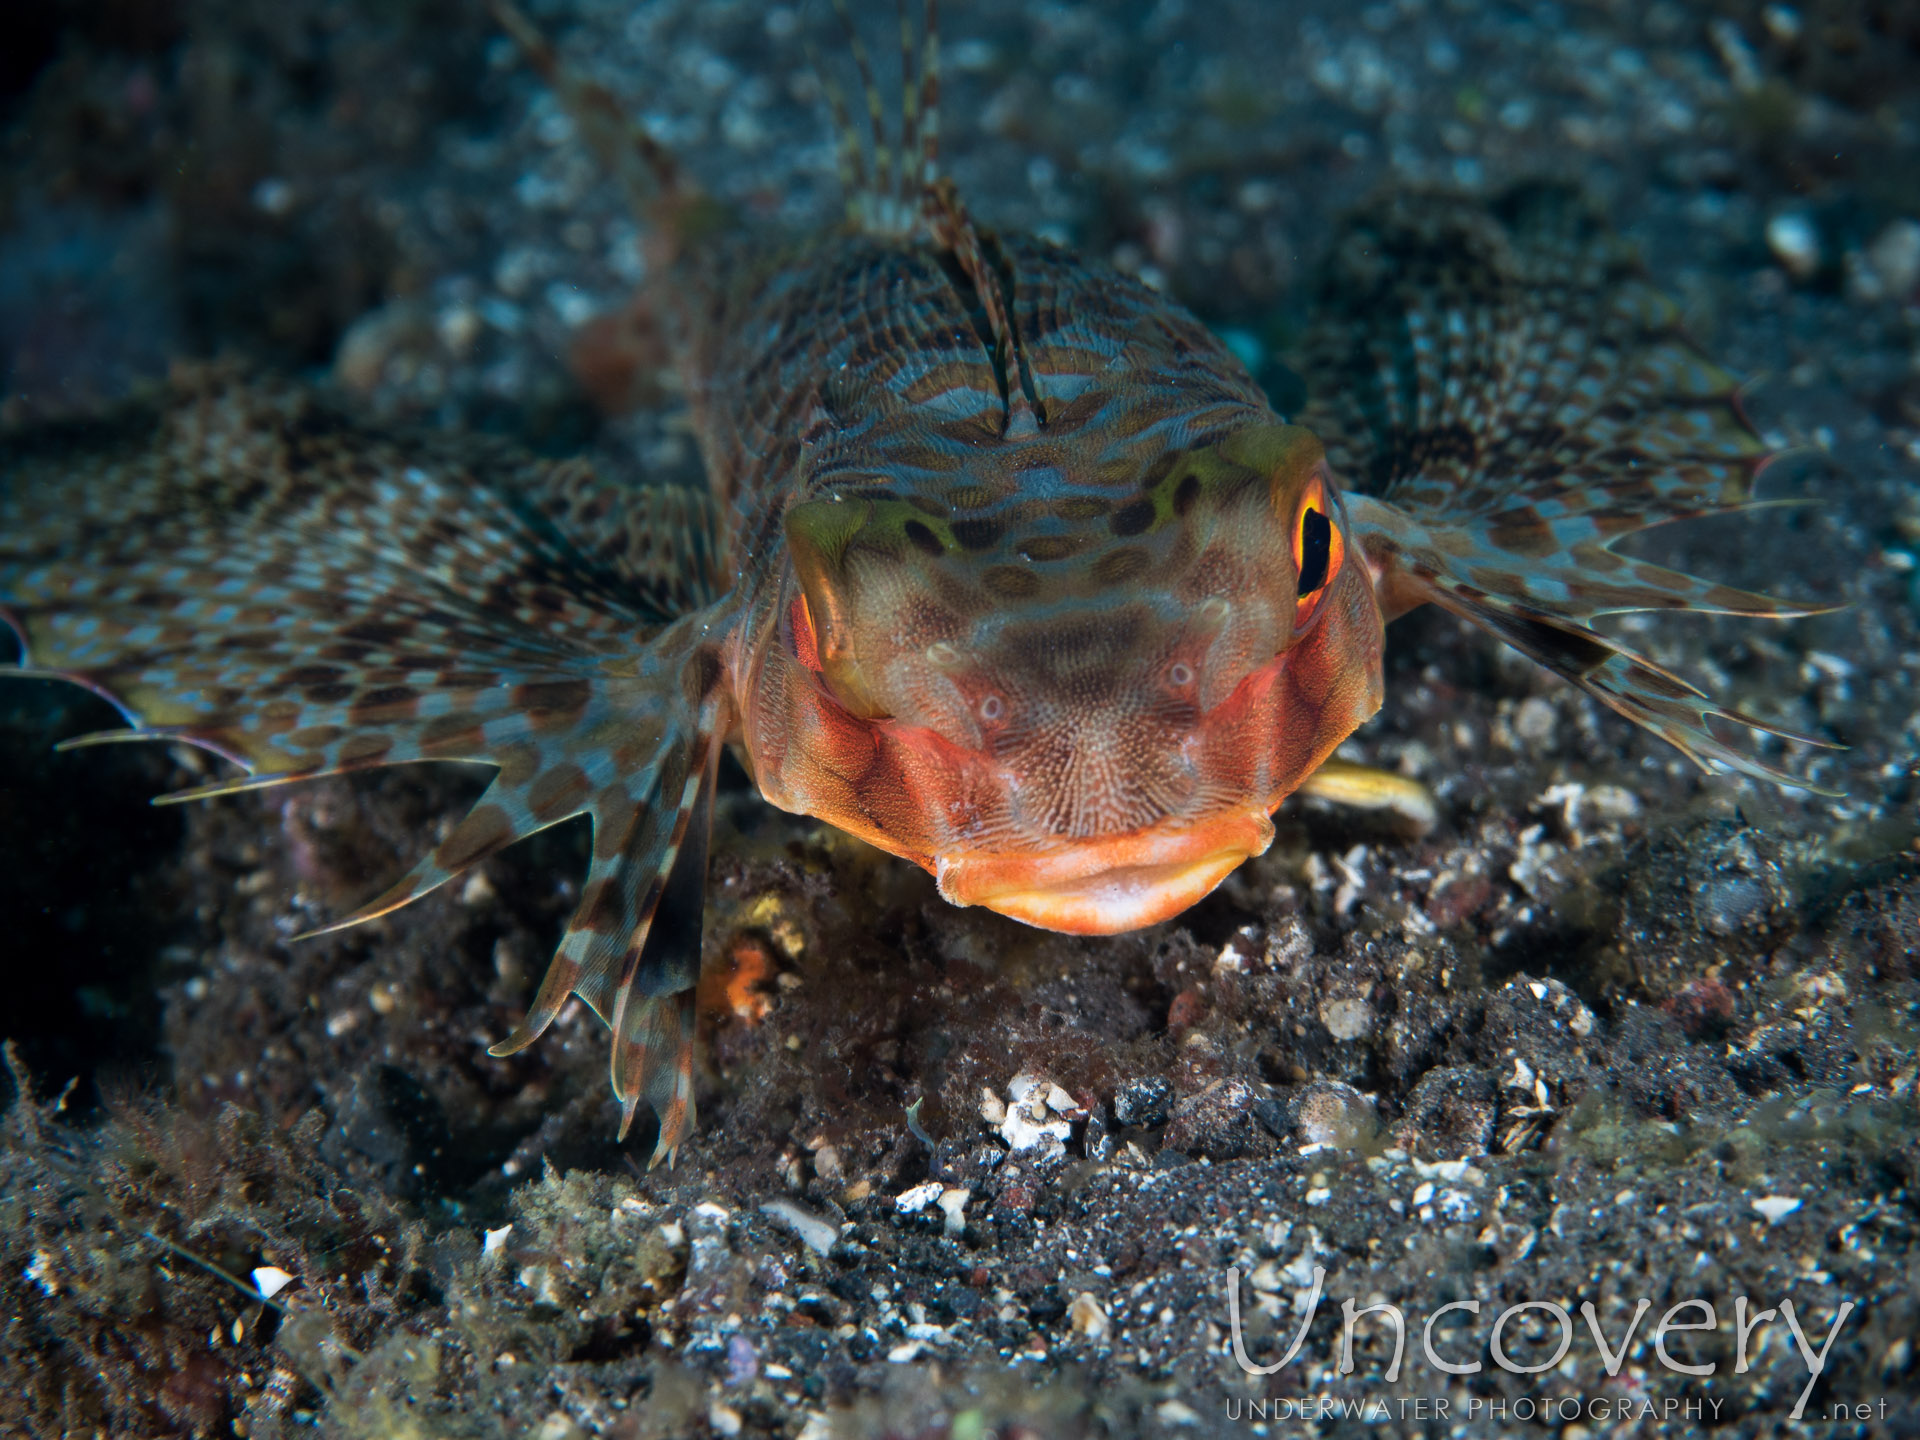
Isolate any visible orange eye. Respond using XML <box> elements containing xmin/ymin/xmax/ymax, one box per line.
<box><xmin>1292</xmin><ymin>473</ymin><xmax>1344</xmax><ymax>631</ymax></box>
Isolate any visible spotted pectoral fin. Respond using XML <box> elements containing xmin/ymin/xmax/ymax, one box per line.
<box><xmin>1350</xmin><ymin>495</ymin><xmax>1841</xmax><ymax>790</ymax></box>
<box><xmin>609</xmin><ymin>737</ymin><xmax>715</xmax><ymax>1164</ymax></box>
<box><xmin>1428</xmin><ymin>584</ymin><xmax>1841</xmax><ymax>791</ymax></box>
<box><xmin>1299</xmin><ymin>183</ymin><xmax>1774</xmax><ymax>523</ymax></box>
<box><xmin>486</xmin><ymin>714</ymin><xmax>722</xmax><ymax>1166</ymax></box>
<box><xmin>1</xmin><ymin>374</ymin><xmax>741</xmax><ymax>1154</ymax></box>
<box><xmin>520</xmin><ymin>463</ymin><xmax>727</xmax><ymax>623</ymax></box>
<box><xmin>1302</xmin><ymin>187</ymin><xmax>1841</xmax><ymax>793</ymax></box>
<box><xmin>295</xmin><ymin>772</ymin><xmax>561</xmax><ymax>935</ymax></box>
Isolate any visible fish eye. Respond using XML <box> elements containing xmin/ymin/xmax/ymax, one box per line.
<box><xmin>1296</xmin><ymin>508</ymin><xmax>1332</xmax><ymax>596</ymax></box>
<box><xmin>1168</xmin><ymin>662</ymin><xmax>1194</xmax><ymax>687</ymax></box>
<box><xmin>1291</xmin><ymin>472</ymin><xmax>1346</xmax><ymax>631</ymax></box>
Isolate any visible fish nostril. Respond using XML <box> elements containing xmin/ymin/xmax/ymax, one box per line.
<box><xmin>926</xmin><ymin>641</ymin><xmax>961</xmax><ymax>669</ymax></box>
<box><xmin>1169</xmin><ymin>662</ymin><xmax>1194</xmax><ymax>687</ymax></box>
<box><xmin>979</xmin><ymin>694</ymin><xmax>1004</xmax><ymax>722</ymax></box>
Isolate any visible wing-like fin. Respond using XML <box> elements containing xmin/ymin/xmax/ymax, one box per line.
<box><xmin>522</xmin><ymin>461</ymin><xmax>728</xmax><ymax>621</ymax></box>
<box><xmin>486</xmin><ymin>716</ymin><xmax>720</xmax><ymax>1166</ymax></box>
<box><xmin>611</xmin><ymin>735</ymin><xmax>717</xmax><ymax>1166</ymax></box>
<box><xmin>1302</xmin><ymin>185</ymin><xmax>1777</xmax><ymax>523</ymax></box>
<box><xmin>1</xmin><ymin>371</ymin><xmax>740</xmax><ymax>1152</ymax></box>
<box><xmin>1349</xmin><ymin>496</ymin><xmax>1843</xmax><ymax>792</ymax></box>
<box><xmin>1303</xmin><ymin>187</ymin><xmax>1837</xmax><ymax>789</ymax></box>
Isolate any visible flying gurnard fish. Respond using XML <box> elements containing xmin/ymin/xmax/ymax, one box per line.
<box><xmin>0</xmin><ymin>4</ymin><xmax>1831</xmax><ymax>1163</ymax></box>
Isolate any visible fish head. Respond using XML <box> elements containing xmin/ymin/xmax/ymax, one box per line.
<box><xmin>748</xmin><ymin>421</ymin><xmax>1385</xmax><ymax>934</ymax></box>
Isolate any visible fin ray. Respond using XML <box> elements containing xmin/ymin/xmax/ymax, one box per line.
<box><xmin>53</xmin><ymin>728</ymin><xmax>188</xmax><ymax>752</ymax></box>
<box><xmin>608</xmin><ymin>734</ymin><xmax>717</xmax><ymax>1165</ymax></box>
<box><xmin>490</xmin><ymin>0</ymin><xmax>685</xmax><ymax>219</ymax></box>
<box><xmin>486</xmin><ymin>709</ymin><xmax>722</xmax><ymax>1163</ymax></box>
<box><xmin>294</xmin><ymin>770</ymin><xmax>586</xmax><ymax>939</ymax></box>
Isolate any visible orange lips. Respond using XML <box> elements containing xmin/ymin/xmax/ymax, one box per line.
<box><xmin>932</xmin><ymin>809</ymin><xmax>1277</xmax><ymax>934</ymax></box>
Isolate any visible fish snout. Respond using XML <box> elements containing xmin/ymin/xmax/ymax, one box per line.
<box><xmin>933</xmin><ymin>807</ymin><xmax>1275</xmax><ymax>934</ymax></box>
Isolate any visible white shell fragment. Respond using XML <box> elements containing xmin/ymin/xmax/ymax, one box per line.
<box><xmin>1751</xmin><ymin>1195</ymin><xmax>1802</xmax><ymax>1225</ymax></box>
<box><xmin>761</xmin><ymin>1199</ymin><xmax>840</xmax><ymax>1257</ymax></box>
<box><xmin>894</xmin><ymin>1181</ymin><xmax>945</xmax><ymax>1215</ymax></box>
<box><xmin>937</xmin><ymin>1186</ymin><xmax>971</xmax><ymax>1237</ymax></box>
<box><xmin>993</xmin><ymin>1072</ymin><xmax>1078</xmax><ymax>1158</ymax></box>
<box><xmin>252</xmin><ymin>1266</ymin><xmax>295</xmax><ymax>1300</ymax></box>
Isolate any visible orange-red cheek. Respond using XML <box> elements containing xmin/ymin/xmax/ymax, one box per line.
<box><xmin>741</xmin><ymin>561</ymin><xmax>1387</xmax><ymax>936</ymax></box>
<box><xmin>744</xmin><ymin>631</ymin><xmax>974</xmax><ymax>872</ymax></box>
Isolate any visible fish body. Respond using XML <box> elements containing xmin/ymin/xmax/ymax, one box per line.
<box><xmin>0</xmin><ymin>12</ymin><xmax>1829</xmax><ymax>1161</ymax></box>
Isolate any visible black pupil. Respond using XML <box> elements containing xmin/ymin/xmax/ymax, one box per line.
<box><xmin>1297</xmin><ymin>507</ymin><xmax>1332</xmax><ymax>595</ymax></box>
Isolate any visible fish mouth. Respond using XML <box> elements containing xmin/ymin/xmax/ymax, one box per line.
<box><xmin>933</xmin><ymin>811</ymin><xmax>1276</xmax><ymax>935</ymax></box>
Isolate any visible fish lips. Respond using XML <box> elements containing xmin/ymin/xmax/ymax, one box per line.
<box><xmin>933</xmin><ymin>808</ymin><xmax>1276</xmax><ymax>934</ymax></box>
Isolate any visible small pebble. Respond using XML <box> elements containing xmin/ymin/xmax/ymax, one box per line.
<box><xmin>726</xmin><ymin>1335</ymin><xmax>758</xmax><ymax>1385</ymax></box>
<box><xmin>1067</xmin><ymin>1291</ymin><xmax>1110</xmax><ymax>1342</ymax></box>
<box><xmin>252</xmin><ymin>177</ymin><xmax>295</xmax><ymax>216</ymax></box>
<box><xmin>978</xmin><ymin>1088</ymin><xmax>1007</xmax><ymax>1125</ymax></box>
<box><xmin>937</xmin><ymin>1187</ymin><xmax>971</xmax><ymax>1237</ymax></box>
<box><xmin>1320</xmin><ymin>996</ymin><xmax>1373</xmax><ymax>1042</ymax></box>
<box><xmin>1113</xmin><ymin>1077</ymin><xmax>1172</xmax><ymax>1128</ymax></box>
<box><xmin>1766</xmin><ymin>212</ymin><xmax>1821</xmax><ymax>281</ymax></box>
<box><xmin>894</xmin><ymin>1181</ymin><xmax>944</xmax><ymax>1215</ymax></box>
<box><xmin>1513</xmin><ymin>696</ymin><xmax>1557</xmax><ymax>745</ymax></box>
<box><xmin>1869</xmin><ymin>219</ymin><xmax>1920</xmax><ymax>298</ymax></box>
<box><xmin>760</xmin><ymin>1200</ymin><xmax>838</xmax><ymax>1257</ymax></box>
<box><xmin>1290</xmin><ymin>1081</ymin><xmax>1379</xmax><ymax>1149</ymax></box>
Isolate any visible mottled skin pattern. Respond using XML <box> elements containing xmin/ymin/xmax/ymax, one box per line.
<box><xmin>695</xmin><ymin>232</ymin><xmax>1377</xmax><ymax>933</ymax></box>
<box><xmin>0</xmin><ymin>16</ymin><xmax>1829</xmax><ymax>1161</ymax></box>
